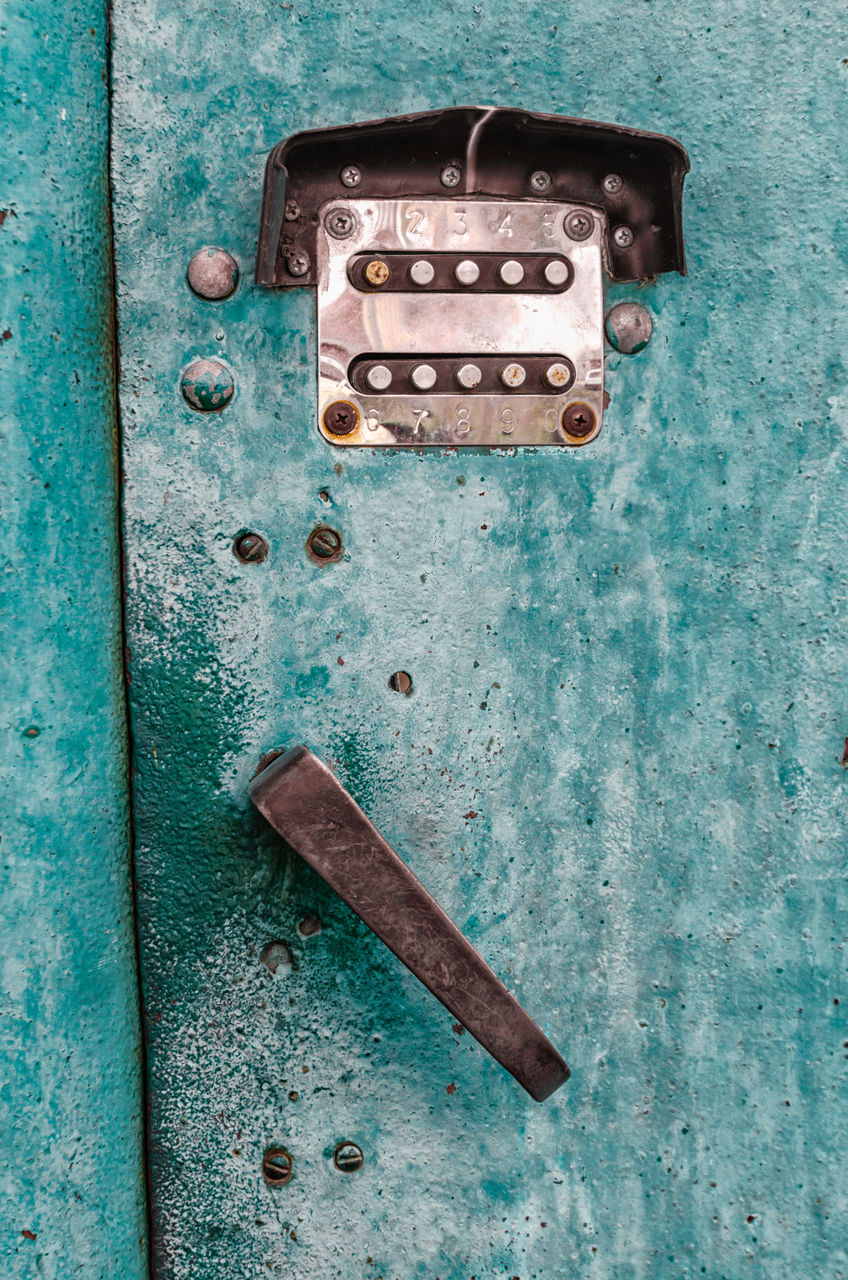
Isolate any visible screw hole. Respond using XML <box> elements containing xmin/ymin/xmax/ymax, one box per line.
<box><xmin>388</xmin><ymin>671</ymin><xmax>413</xmax><ymax>695</ymax></box>
<box><xmin>262</xmin><ymin>1147</ymin><xmax>293</xmax><ymax>1186</ymax></box>
<box><xmin>261</xmin><ymin>941</ymin><xmax>293</xmax><ymax>975</ymax></box>
<box><xmin>298</xmin><ymin>916</ymin><xmax>321</xmax><ymax>938</ymax></box>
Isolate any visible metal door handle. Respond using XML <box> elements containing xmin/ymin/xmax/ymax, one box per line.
<box><xmin>249</xmin><ymin>745</ymin><xmax>569</xmax><ymax>1101</ymax></box>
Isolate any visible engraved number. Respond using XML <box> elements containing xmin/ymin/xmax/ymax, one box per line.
<box><xmin>544</xmin><ymin>408</ymin><xmax>558</xmax><ymax>433</ymax></box>
<box><xmin>497</xmin><ymin>212</ymin><xmax>512</xmax><ymax>236</ymax></box>
<box><xmin>365</xmin><ymin>408</ymin><xmax>381</xmax><ymax>432</ymax></box>
<box><xmin>406</xmin><ymin>208</ymin><xmax>425</xmax><ymax>235</ymax></box>
<box><xmin>501</xmin><ymin>408</ymin><xmax>515</xmax><ymax>434</ymax></box>
<box><xmin>457</xmin><ymin>406</ymin><xmax>472</xmax><ymax>435</ymax></box>
<box><xmin>454</xmin><ymin>209</ymin><xmax>467</xmax><ymax>236</ymax></box>
<box><xmin>412</xmin><ymin>407</ymin><xmax>430</xmax><ymax>435</ymax></box>
<box><xmin>542</xmin><ymin>211</ymin><xmax>556</xmax><ymax>239</ymax></box>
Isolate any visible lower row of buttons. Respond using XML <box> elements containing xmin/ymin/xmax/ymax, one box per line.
<box><xmin>349</xmin><ymin>355</ymin><xmax>576</xmax><ymax>395</ymax></box>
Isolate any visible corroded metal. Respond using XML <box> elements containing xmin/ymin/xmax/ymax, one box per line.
<box><xmin>249</xmin><ymin>746</ymin><xmax>570</xmax><ymax>1101</ymax></box>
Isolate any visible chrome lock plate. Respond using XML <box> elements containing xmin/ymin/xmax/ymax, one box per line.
<box><xmin>256</xmin><ymin>106</ymin><xmax>689</xmax><ymax>449</ymax></box>
<box><xmin>317</xmin><ymin>198</ymin><xmax>605</xmax><ymax>447</ymax></box>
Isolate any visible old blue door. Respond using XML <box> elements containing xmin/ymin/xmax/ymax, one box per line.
<box><xmin>110</xmin><ymin>2</ymin><xmax>846</xmax><ymax>1278</ymax></box>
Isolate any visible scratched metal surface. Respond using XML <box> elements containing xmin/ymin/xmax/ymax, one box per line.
<box><xmin>112</xmin><ymin>1</ymin><xmax>847</xmax><ymax>1276</ymax></box>
<box><xmin>0</xmin><ymin>3</ymin><xmax>147</xmax><ymax>1277</ymax></box>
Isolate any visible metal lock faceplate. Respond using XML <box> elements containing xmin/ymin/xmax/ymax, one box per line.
<box><xmin>317</xmin><ymin>198</ymin><xmax>604</xmax><ymax>447</ymax></box>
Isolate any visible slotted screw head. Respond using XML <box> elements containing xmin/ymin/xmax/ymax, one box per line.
<box><xmin>262</xmin><ymin>1147</ymin><xmax>293</xmax><ymax>1186</ymax></box>
<box><xmin>325</xmin><ymin>207</ymin><xmax>357</xmax><ymax>239</ymax></box>
<box><xmin>333</xmin><ymin>1142</ymin><xmax>364</xmax><ymax>1172</ymax></box>
<box><xmin>306</xmin><ymin>525</ymin><xmax>343</xmax><ymax>562</ymax></box>
<box><xmin>613</xmin><ymin>225</ymin><xmax>635</xmax><ymax>248</ymax></box>
<box><xmin>233</xmin><ymin>532</ymin><xmax>269</xmax><ymax>563</ymax></box>
<box><xmin>340</xmin><ymin>165</ymin><xmax>362</xmax><ymax>187</ymax></box>
<box><xmin>440</xmin><ymin>163</ymin><xmax>462</xmax><ymax>188</ymax></box>
<box><xmin>530</xmin><ymin>169</ymin><xmax>552</xmax><ymax>192</ymax></box>
<box><xmin>564</xmin><ymin>210</ymin><xmax>594</xmax><ymax>241</ymax></box>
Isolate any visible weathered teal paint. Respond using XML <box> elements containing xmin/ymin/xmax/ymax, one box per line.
<box><xmin>112</xmin><ymin>1</ymin><xmax>847</xmax><ymax>1276</ymax></box>
<box><xmin>0</xmin><ymin>4</ymin><xmax>147</xmax><ymax>1277</ymax></box>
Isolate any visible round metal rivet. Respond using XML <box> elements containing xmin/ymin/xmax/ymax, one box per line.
<box><xmin>530</xmin><ymin>169</ymin><xmax>552</xmax><ymax>192</ymax></box>
<box><xmin>543</xmin><ymin>361</ymin><xmax>573</xmax><ymax>391</ymax></box>
<box><xmin>454</xmin><ymin>259</ymin><xmax>480</xmax><ymax>286</ymax></box>
<box><xmin>340</xmin><ymin>165</ymin><xmax>362</xmax><ymax>188</ymax></box>
<box><xmin>543</xmin><ymin>259</ymin><xmax>570</xmax><ymax>287</ymax></box>
<box><xmin>564</xmin><ymin>210</ymin><xmax>594</xmax><ymax>241</ymax></box>
<box><xmin>333</xmin><ymin>1142</ymin><xmax>364</xmax><ymax>1173</ymax></box>
<box><xmin>389</xmin><ymin>671</ymin><xmax>413</xmax><ymax>694</ymax></box>
<box><xmin>500</xmin><ymin>362</ymin><xmax>526</xmax><ymax>389</ymax></box>
<box><xmin>410</xmin><ymin>364</ymin><xmax>437</xmax><ymax>391</ymax></box>
<box><xmin>262</xmin><ymin>1147</ymin><xmax>294</xmax><ymax>1186</ymax></box>
<box><xmin>233</xmin><ymin>532</ymin><xmax>269</xmax><ymax>564</ymax></box>
<box><xmin>365</xmin><ymin>364</ymin><xmax>392</xmax><ymax>391</ymax></box>
<box><xmin>603</xmin><ymin>173</ymin><xmax>624</xmax><ymax>194</ymax></box>
<box><xmin>605</xmin><ymin>302</ymin><xmax>653</xmax><ymax>354</ymax></box>
<box><xmin>456</xmin><ymin>363</ymin><xmax>483</xmax><ymax>390</ymax></box>
<box><xmin>562</xmin><ymin>401</ymin><xmax>597</xmax><ymax>439</ymax></box>
<box><xmin>181</xmin><ymin>359</ymin><xmax>234</xmax><ymax>412</ymax></box>
<box><xmin>364</xmin><ymin>259</ymin><xmax>390</xmax><ymax>287</ymax></box>
<box><xmin>187</xmin><ymin>247</ymin><xmax>239</xmax><ymax>300</ymax></box>
<box><xmin>498</xmin><ymin>259</ymin><xmax>524</xmax><ymax>287</ymax></box>
<box><xmin>325</xmin><ymin>207</ymin><xmax>357</xmax><ymax>239</ymax></box>
<box><xmin>613</xmin><ymin>225</ymin><xmax>635</xmax><ymax>248</ymax></box>
<box><xmin>322</xmin><ymin>400</ymin><xmax>359</xmax><ymax>436</ymax></box>
<box><xmin>409</xmin><ymin>259</ymin><xmax>435</xmax><ymax>286</ymax></box>
<box><xmin>440</xmin><ymin>163</ymin><xmax>462</xmax><ymax>188</ymax></box>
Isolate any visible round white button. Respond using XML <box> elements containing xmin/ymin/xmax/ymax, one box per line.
<box><xmin>409</xmin><ymin>259</ymin><xmax>435</xmax><ymax>286</ymax></box>
<box><xmin>454</xmin><ymin>259</ymin><xmax>480</xmax><ymax>286</ymax></box>
<box><xmin>543</xmin><ymin>259</ymin><xmax>570</xmax><ymax>287</ymax></box>
<box><xmin>456</xmin><ymin>363</ymin><xmax>483</xmax><ymax>389</ymax></box>
<box><xmin>498</xmin><ymin>259</ymin><xmax>524</xmax><ymax>286</ymax></box>
<box><xmin>365</xmin><ymin>364</ymin><xmax>392</xmax><ymax>391</ymax></box>
<box><xmin>410</xmin><ymin>364</ymin><xmax>437</xmax><ymax>390</ymax></box>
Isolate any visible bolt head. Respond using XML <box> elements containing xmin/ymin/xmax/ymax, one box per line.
<box><xmin>286</xmin><ymin>251</ymin><xmax>309</xmax><ymax>278</ymax></box>
<box><xmin>187</xmin><ymin>247</ymin><xmax>238</xmax><ymax>300</ymax></box>
<box><xmin>603</xmin><ymin>173</ymin><xmax>624</xmax><ymax>194</ymax></box>
<box><xmin>440</xmin><ymin>163</ymin><xmax>462</xmax><ymax>188</ymax></box>
<box><xmin>564</xmin><ymin>210</ymin><xmax>594</xmax><ymax>242</ymax></box>
<box><xmin>325</xmin><ymin>207</ymin><xmax>357</xmax><ymax>239</ymax></box>
<box><xmin>340</xmin><ymin>165</ymin><xmax>362</xmax><ymax>188</ymax></box>
<box><xmin>322</xmin><ymin>399</ymin><xmax>359</xmax><ymax>436</ymax></box>
<box><xmin>233</xmin><ymin>532</ymin><xmax>269</xmax><ymax>564</ymax></box>
<box><xmin>613</xmin><ymin>225</ymin><xmax>635</xmax><ymax>248</ymax></box>
<box><xmin>181</xmin><ymin>358</ymin><xmax>234</xmax><ymax>412</ymax></box>
<box><xmin>605</xmin><ymin>302</ymin><xmax>653</xmax><ymax>354</ymax></box>
<box><xmin>530</xmin><ymin>169</ymin><xmax>552</xmax><ymax>192</ymax></box>
<box><xmin>561</xmin><ymin>401</ymin><xmax>597</xmax><ymax>440</ymax></box>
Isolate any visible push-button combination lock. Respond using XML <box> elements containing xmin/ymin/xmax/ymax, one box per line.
<box><xmin>257</xmin><ymin>106</ymin><xmax>688</xmax><ymax>446</ymax></box>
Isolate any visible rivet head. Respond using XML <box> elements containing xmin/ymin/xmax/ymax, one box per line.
<box><xmin>364</xmin><ymin>259</ymin><xmax>390</xmax><ymax>287</ymax></box>
<box><xmin>333</xmin><ymin>1142</ymin><xmax>364</xmax><ymax>1173</ymax></box>
<box><xmin>325</xmin><ymin>207</ymin><xmax>357</xmax><ymax>239</ymax></box>
<box><xmin>322</xmin><ymin>400</ymin><xmax>359</xmax><ymax>436</ymax></box>
<box><xmin>340</xmin><ymin>165</ymin><xmax>362</xmax><ymax>188</ymax></box>
<box><xmin>306</xmin><ymin>525</ymin><xmax>343</xmax><ymax>563</ymax></box>
<box><xmin>181</xmin><ymin>359</ymin><xmax>234</xmax><ymax>412</ymax></box>
<box><xmin>613</xmin><ymin>225</ymin><xmax>635</xmax><ymax>248</ymax></box>
<box><xmin>603</xmin><ymin>173</ymin><xmax>624</xmax><ymax>194</ymax></box>
<box><xmin>233</xmin><ymin>531</ymin><xmax>269</xmax><ymax>564</ymax></box>
<box><xmin>456</xmin><ymin>363</ymin><xmax>483</xmax><ymax>390</ymax></box>
<box><xmin>440</xmin><ymin>163</ymin><xmax>462</xmax><ymax>188</ymax></box>
<box><xmin>365</xmin><ymin>364</ymin><xmax>392</xmax><ymax>391</ymax></box>
<box><xmin>561</xmin><ymin>401</ymin><xmax>597</xmax><ymax>439</ymax></box>
<box><xmin>454</xmin><ymin>259</ymin><xmax>480</xmax><ymax>286</ymax></box>
<box><xmin>409</xmin><ymin>364</ymin><xmax>437</xmax><ymax>391</ymax></box>
<box><xmin>564</xmin><ymin>210</ymin><xmax>594</xmax><ymax>242</ymax></box>
<box><xmin>498</xmin><ymin>259</ymin><xmax>524</xmax><ymax>287</ymax></box>
<box><xmin>262</xmin><ymin>1147</ymin><xmax>294</xmax><ymax>1186</ymax></box>
<box><xmin>605</xmin><ymin>302</ymin><xmax>653</xmax><ymax>354</ymax></box>
<box><xmin>409</xmin><ymin>259</ymin><xmax>435</xmax><ymax>286</ymax></box>
<box><xmin>499</xmin><ymin>362</ymin><xmax>526</xmax><ymax>388</ymax></box>
<box><xmin>530</xmin><ymin>169</ymin><xmax>552</xmax><ymax>192</ymax></box>
<box><xmin>187</xmin><ymin>247</ymin><xmax>239</xmax><ymax>300</ymax></box>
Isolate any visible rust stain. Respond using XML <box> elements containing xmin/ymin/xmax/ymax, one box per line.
<box><xmin>841</xmin><ymin>737</ymin><xmax>848</xmax><ymax>768</ymax></box>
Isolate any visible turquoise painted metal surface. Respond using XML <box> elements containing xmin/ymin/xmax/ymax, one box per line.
<box><xmin>112</xmin><ymin>0</ymin><xmax>847</xmax><ymax>1276</ymax></box>
<box><xmin>0</xmin><ymin>4</ymin><xmax>148</xmax><ymax>1277</ymax></box>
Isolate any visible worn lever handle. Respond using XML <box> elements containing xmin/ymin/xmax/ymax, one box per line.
<box><xmin>249</xmin><ymin>745</ymin><xmax>569</xmax><ymax>1102</ymax></box>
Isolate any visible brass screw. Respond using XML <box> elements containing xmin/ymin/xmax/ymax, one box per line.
<box><xmin>233</xmin><ymin>532</ymin><xmax>269</xmax><ymax>563</ymax></box>
<box><xmin>306</xmin><ymin>525</ymin><xmax>343</xmax><ymax>563</ymax></box>
<box><xmin>333</xmin><ymin>1142</ymin><xmax>364</xmax><ymax>1173</ymax></box>
<box><xmin>262</xmin><ymin>1147</ymin><xmax>293</xmax><ymax>1186</ymax></box>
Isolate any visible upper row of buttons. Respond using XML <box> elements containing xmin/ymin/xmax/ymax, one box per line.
<box><xmin>348</xmin><ymin>252</ymin><xmax>573</xmax><ymax>294</ymax></box>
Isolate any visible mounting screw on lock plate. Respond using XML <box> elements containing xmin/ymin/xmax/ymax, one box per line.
<box><xmin>257</xmin><ymin>106</ymin><xmax>688</xmax><ymax>448</ymax></box>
